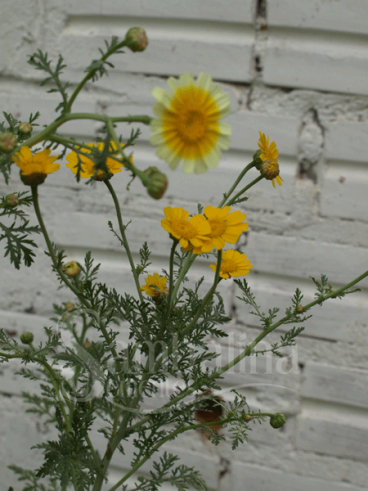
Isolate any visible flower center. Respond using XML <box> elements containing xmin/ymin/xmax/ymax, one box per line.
<box><xmin>172</xmin><ymin>220</ymin><xmax>197</xmax><ymax>239</ymax></box>
<box><xmin>221</xmin><ymin>258</ymin><xmax>237</xmax><ymax>274</ymax></box>
<box><xmin>177</xmin><ymin>109</ymin><xmax>207</xmax><ymax>143</ymax></box>
<box><xmin>209</xmin><ymin>219</ymin><xmax>226</xmax><ymax>238</ymax></box>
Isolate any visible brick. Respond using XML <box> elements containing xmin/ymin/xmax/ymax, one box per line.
<box><xmin>301</xmin><ymin>362</ymin><xmax>368</xmax><ymax>409</ymax></box>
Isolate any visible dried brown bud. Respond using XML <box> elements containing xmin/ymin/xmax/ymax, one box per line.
<box><xmin>0</xmin><ymin>132</ymin><xmax>18</xmax><ymax>153</ymax></box>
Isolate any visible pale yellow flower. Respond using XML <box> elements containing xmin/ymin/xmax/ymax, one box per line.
<box><xmin>150</xmin><ymin>72</ymin><xmax>232</xmax><ymax>174</ymax></box>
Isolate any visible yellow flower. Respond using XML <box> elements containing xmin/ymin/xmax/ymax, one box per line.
<box><xmin>66</xmin><ymin>141</ymin><xmax>129</xmax><ymax>179</ymax></box>
<box><xmin>161</xmin><ymin>206</ymin><xmax>211</xmax><ymax>254</ymax></box>
<box><xmin>209</xmin><ymin>249</ymin><xmax>253</xmax><ymax>279</ymax></box>
<box><xmin>140</xmin><ymin>273</ymin><xmax>168</xmax><ymax>297</ymax></box>
<box><xmin>12</xmin><ymin>146</ymin><xmax>60</xmax><ymax>186</ymax></box>
<box><xmin>201</xmin><ymin>205</ymin><xmax>248</xmax><ymax>253</ymax></box>
<box><xmin>150</xmin><ymin>72</ymin><xmax>232</xmax><ymax>174</ymax></box>
<box><xmin>257</xmin><ymin>132</ymin><xmax>283</xmax><ymax>188</ymax></box>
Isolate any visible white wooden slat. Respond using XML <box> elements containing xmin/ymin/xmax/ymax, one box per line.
<box><xmin>301</xmin><ymin>362</ymin><xmax>368</xmax><ymax>409</ymax></box>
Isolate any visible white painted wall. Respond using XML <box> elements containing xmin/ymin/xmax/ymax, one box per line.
<box><xmin>0</xmin><ymin>1</ymin><xmax>367</xmax><ymax>490</ymax></box>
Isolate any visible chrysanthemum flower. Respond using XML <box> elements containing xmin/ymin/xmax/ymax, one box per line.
<box><xmin>66</xmin><ymin>141</ymin><xmax>129</xmax><ymax>180</ymax></box>
<box><xmin>258</xmin><ymin>132</ymin><xmax>283</xmax><ymax>188</ymax></box>
<box><xmin>12</xmin><ymin>146</ymin><xmax>60</xmax><ymax>186</ymax></box>
<box><xmin>201</xmin><ymin>205</ymin><xmax>248</xmax><ymax>253</ymax></box>
<box><xmin>150</xmin><ymin>72</ymin><xmax>232</xmax><ymax>174</ymax></box>
<box><xmin>161</xmin><ymin>206</ymin><xmax>211</xmax><ymax>254</ymax></box>
<box><xmin>209</xmin><ymin>249</ymin><xmax>253</xmax><ymax>279</ymax></box>
<box><xmin>140</xmin><ymin>273</ymin><xmax>168</xmax><ymax>297</ymax></box>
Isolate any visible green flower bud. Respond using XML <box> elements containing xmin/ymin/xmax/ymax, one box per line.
<box><xmin>125</xmin><ymin>27</ymin><xmax>148</xmax><ymax>52</ymax></box>
<box><xmin>143</xmin><ymin>166</ymin><xmax>168</xmax><ymax>199</ymax></box>
<box><xmin>136</xmin><ymin>264</ymin><xmax>144</xmax><ymax>275</ymax></box>
<box><xmin>20</xmin><ymin>332</ymin><xmax>34</xmax><ymax>344</ymax></box>
<box><xmin>19</xmin><ymin>171</ymin><xmax>47</xmax><ymax>187</ymax></box>
<box><xmin>3</xmin><ymin>194</ymin><xmax>18</xmax><ymax>209</ymax></box>
<box><xmin>0</xmin><ymin>132</ymin><xmax>18</xmax><ymax>153</ymax></box>
<box><xmin>253</xmin><ymin>149</ymin><xmax>263</xmax><ymax>170</ymax></box>
<box><xmin>18</xmin><ymin>122</ymin><xmax>33</xmax><ymax>135</ymax></box>
<box><xmin>270</xmin><ymin>413</ymin><xmax>286</xmax><ymax>429</ymax></box>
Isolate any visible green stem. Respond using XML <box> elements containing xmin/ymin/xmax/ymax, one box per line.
<box><xmin>225</xmin><ymin>175</ymin><xmax>264</xmax><ymax>207</ymax></box>
<box><xmin>65</xmin><ymin>40</ymin><xmax>128</xmax><ymax>112</ymax></box>
<box><xmin>124</xmin><ymin>269</ymin><xmax>368</xmax><ymax>437</ymax></box>
<box><xmin>170</xmin><ymin>252</ymin><xmax>194</xmax><ymax>301</ymax></box>
<box><xmin>104</xmin><ymin>180</ymin><xmax>144</xmax><ymax>304</ymax></box>
<box><xmin>0</xmin><ymin>351</ymin><xmax>72</xmax><ymax>432</ymax></box>
<box><xmin>179</xmin><ymin>250</ymin><xmax>222</xmax><ymax>339</ymax></box>
<box><xmin>107</xmin><ymin>410</ymin><xmax>269</xmax><ymax>491</ymax></box>
<box><xmin>23</xmin><ymin>112</ymin><xmax>151</xmax><ymax>149</ymax></box>
<box><xmin>167</xmin><ymin>241</ymin><xmax>177</xmax><ymax>313</ymax></box>
<box><xmin>218</xmin><ymin>161</ymin><xmax>256</xmax><ymax>208</ymax></box>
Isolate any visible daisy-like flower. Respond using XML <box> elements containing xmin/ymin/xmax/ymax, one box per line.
<box><xmin>201</xmin><ymin>205</ymin><xmax>248</xmax><ymax>253</ymax></box>
<box><xmin>140</xmin><ymin>273</ymin><xmax>168</xmax><ymax>297</ymax></box>
<box><xmin>150</xmin><ymin>72</ymin><xmax>232</xmax><ymax>174</ymax></box>
<box><xmin>66</xmin><ymin>141</ymin><xmax>129</xmax><ymax>180</ymax></box>
<box><xmin>209</xmin><ymin>249</ymin><xmax>253</xmax><ymax>279</ymax></box>
<box><xmin>12</xmin><ymin>146</ymin><xmax>60</xmax><ymax>186</ymax></box>
<box><xmin>257</xmin><ymin>131</ymin><xmax>283</xmax><ymax>188</ymax></box>
<box><xmin>161</xmin><ymin>206</ymin><xmax>211</xmax><ymax>254</ymax></box>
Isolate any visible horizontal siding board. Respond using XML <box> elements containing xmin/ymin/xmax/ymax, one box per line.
<box><xmin>296</xmin><ymin>414</ymin><xmax>368</xmax><ymax>461</ymax></box>
<box><xmin>56</xmin><ymin>0</ymin><xmax>255</xmax><ymax>23</ymax></box>
<box><xmin>320</xmin><ymin>167</ymin><xmax>368</xmax><ymax>222</ymax></box>
<box><xmin>267</xmin><ymin>0</ymin><xmax>368</xmax><ymax>35</ymax></box>
<box><xmin>56</xmin><ymin>29</ymin><xmax>254</xmax><ymax>83</ymax></box>
<box><xmin>263</xmin><ymin>29</ymin><xmax>368</xmax><ymax>95</ymax></box>
<box><xmin>231</xmin><ymin>461</ymin><xmax>368</xmax><ymax>491</ymax></box>
<box><xmin>247</xmin><ymin>232</ymin><xmax>368</xmax><ymax>287</ymax></box>
<box><xmin>301</xmin><ymin>362</ymin><xmax>368</xmax><ymax>409</ymax></box>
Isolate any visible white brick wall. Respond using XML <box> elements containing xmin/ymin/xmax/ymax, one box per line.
<box><xmin>1</xmin><ymin>1</ymin><xmax>368</xmax><ymax>490</ymax></box>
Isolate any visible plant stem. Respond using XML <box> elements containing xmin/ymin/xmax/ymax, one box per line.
<box><xmin>225</xmin><ymin>175</ymin><xmax>264</xmax><ymax>207</ymax></box>
<box><xmin>104</xmin><ymin>180</ymin><xmax>144</xmax><ymax>304</ymax></box>
<box><xmin>23</xmin><ymin>112</ymin><xmax>151</xmax><ymax>149</ymax></box>
<box><xmin>218</xmin><ymin>161</ymin><xmax>256</xmax><ymax>208</ymax></box>
<box><xmin>107</xmin><ymin>410</ymin><xmax>271</xmax><ymax>491</ymax></box>
<box><xmin>124</xmin><ymin>269</ymin><xmax>368</xmax><ymax>437</ymax></box>
<box><xmin>65</xmin><ymin>39</ymin><xmax>129</xmax><ymax>112</ymax></box>
<box><xmin>167</xmin><ymin>241</ymin><xmax>177</xmax><ymax>313</ymax></box>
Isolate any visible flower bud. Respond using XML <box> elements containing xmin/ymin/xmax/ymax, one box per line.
<box><xmin>18</xmin><ymin>122</ymin><xmax>33</xmax><ymax>136</ymax></box>
<box><xmin>0</xmin><ymin>132</ymin><xmax>18</xmax><ymax>153</ymax></box>
<box><xmin>62</xmin><ymin>261</ymin><xmax>81</xmax><ymax>277</ymax></box>
<box><xmin>260</xmin><ymin>160</ymin><xmax>281</xmax><ymax>181</ymax></box>
<box><xmin>20</xmin><ymin>171</ymin><xmax>47</xmax><ymax>187</ymax></box>
<box><xmin>143</xmin><ymin>166</ymin><xmax>168</xmax><ymax>199</ymax></box>
<box><xmin>270</xmin><ymin>413</ymin><xmax>286</xmax><ymax>429</ymax></box>
<box><xmin>242</xmin><ymin>412</ymin><xmax>252</xmax><ymax>422</ymax></box>
<box><xmin>296</xmin><ymin>305</ymin><xmax>304</xmax><ymax>313</ymax></box>
<box><xmin>20</xmin><ymin>332</ymin><xmax>34</xmax><ymax>344</ymax></box>
<box><xmin>65</xmin><ymin>302</ymin><xmax>74</xmax><ymax>312</ymax></box>
<box><xmin>3</xmin><ymin>194</ymin><xmax>18</xmax><ymax>209</ymax></box>
<box><xmin>125</xmin><ymin>27</ymin><xmax>148</xmax><ymax>52</ymax></box>
<box><xmin>135</xmin><ymin>264</ymin><xmax>144</xmax><ymax>275</ymax></box>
